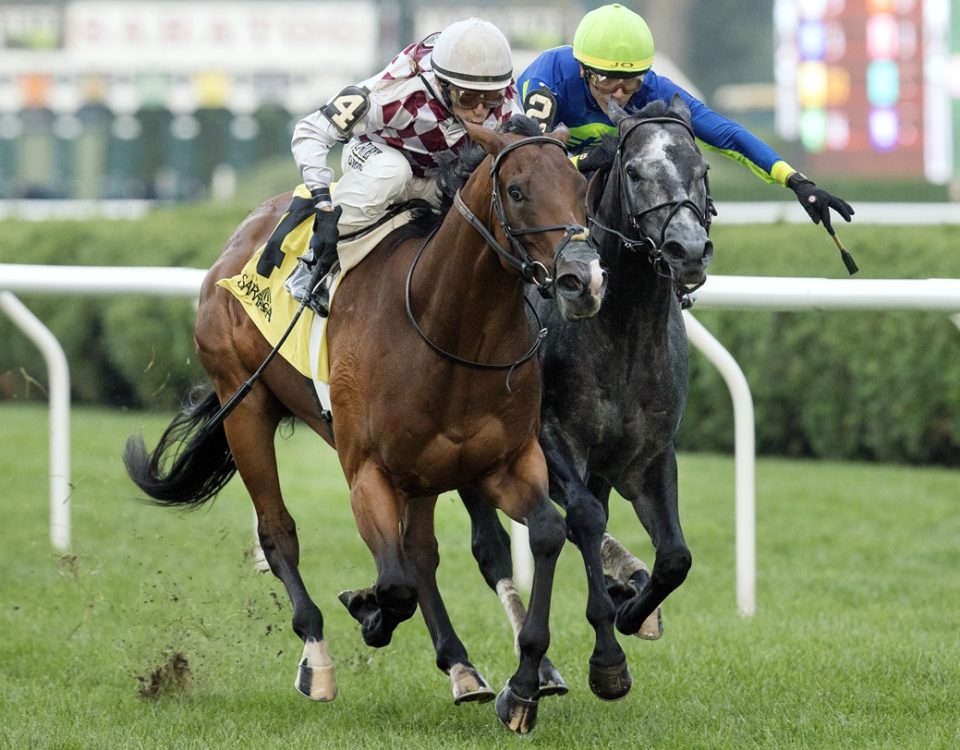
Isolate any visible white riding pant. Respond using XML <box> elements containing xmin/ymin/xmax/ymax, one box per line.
<box><xmin>335</xmin><ymin>139</ymin><xmax>440</xmax><ymax>234</ymax></box>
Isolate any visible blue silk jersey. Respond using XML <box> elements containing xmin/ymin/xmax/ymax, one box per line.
<box><xmin>519</xmin><ymin>45</ymin><xmax>794</xmax><ymax>186</ymax></box>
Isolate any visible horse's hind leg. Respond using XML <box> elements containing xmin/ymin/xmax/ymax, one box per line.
<box><xmin>587</xmin><ymin>475</ymin><xmax>664</xmax><ymax>640</ymax></box>
<box><xmin>460</xmin><ymin>486</ymin><xmax>567</xmax><ymax>697</ymax></box>
<box><xmin>614</xmin><ymin>447</ymin><xmax>692</xmax><ymax>636</ymax></box>
<box><xmin>221</xmin><ymin>395</ymin><xmax>336</xmax><ymax>702</ymax></box>
<box><xmin>400</xmin><ymin>497</ymin><xmax>495</xmax><ymax>705</ymax></box>
<box><xmin>338</xmin><ymin>462</ymin><xmax>418</xmax><ymax>648</ymax></box>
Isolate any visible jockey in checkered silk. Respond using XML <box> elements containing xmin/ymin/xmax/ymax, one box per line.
<box><xmin>519</xmin><ymin>3</ymin><xmax>854</xmax><ymax>232</ymax></box>
<box><xmin>287</xmin><ymin>17</ymin><xmax>520</xmax><ymax>315</ymax></box>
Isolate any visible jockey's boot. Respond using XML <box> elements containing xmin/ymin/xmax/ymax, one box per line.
<box><xmin>285</xmin><ymin>243</ymin><xmax>340</xmax><ymax>317</ymax></box>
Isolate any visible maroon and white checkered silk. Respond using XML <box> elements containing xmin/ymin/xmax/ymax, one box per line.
<box><xmin>356</xmin><ymin>35</ymin><xmax>521</xmax><ymax>177</ymax></box>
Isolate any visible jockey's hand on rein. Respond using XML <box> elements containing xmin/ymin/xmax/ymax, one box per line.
<box><xmin>575</xmin><ymin>139</ymin><xmax>617</xmax><ymax>174</ymax></box>
<box><xmin>787</xmin><ymin>173</ymin><xmax>854</xmax><ymax>232</ymax></box>
<box><xmin>309</xmin><ymin>203</ymin><xmax>343</xmax><ymax>283</ymax></box>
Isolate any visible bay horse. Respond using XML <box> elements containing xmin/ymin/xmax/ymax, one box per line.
<box><xmin>458</xmin><ymin>96</ymin><xmax>713</xmax><ymax>701</ymax></box>
<box><xmin>124</xmin><ymin>117</ymin><xmax>605</xmax><ymax>735</ymax></box>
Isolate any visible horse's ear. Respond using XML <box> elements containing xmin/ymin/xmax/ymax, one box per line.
<box><xmin>465</xmin><ymin>121</ymin><xmax>506</xmax><ymax>156</ymax></box>
<box><xmin>608</xmin><ymin>99</ymin><xmax>630</xmax><ymax>126</ymax></box>
<box><xmin>669</xmin><ymin>93</ymin><xmax>692</xmax><ymax>124</ymax></box>
<box><xmin>547</xmin><ymin>124</ymin><xmax>570</xmax><ymax>144</ymax></box>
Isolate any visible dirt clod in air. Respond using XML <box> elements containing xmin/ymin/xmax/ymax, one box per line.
<box><xmin>137</xmin><ymin>651</ymin><xmax>191</xmax><ymax>699</ymax></box>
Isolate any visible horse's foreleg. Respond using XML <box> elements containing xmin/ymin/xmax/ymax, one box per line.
<box><xmin>477</xmin><ymin>443</ymin><xmax>566</xmax><ymax>735</ymax></box>
<box><xmin>540</xmin><ymin>424</ymin><xmax>629</xmax><ymax>701</ymax></box>
<box><xmin>221</xmin><ymin>397</ymin><xmax>335</xmax><ymax>702</ymax></box>
<box><xmin>615</xmin><ymin>447</ymin><xmax>691</xmax><ymax>636</ymax></box>
<box><xmin>459</xmin><ymin>486</ymin><xmax>567</xmax><ymax>697</ymax></box>
<box><xmin>587</xmin><ymin>475</ymin><xmax>664</xmax><ymax>640</ymax></box>
<box><xmin>402</xmin><ymin>497</ymin><xmax>494</xmax><ymax>705</ymax></box>
<box><xmin>340</xmin><ymin>462</ymin><xmax>418</xmax><ymax>648</ymax></box>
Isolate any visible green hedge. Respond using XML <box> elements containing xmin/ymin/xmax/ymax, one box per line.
<box><xmin>2</xmin><ymin>208</ymin><xmax>959</xmax><ymax>465</ymax></box>
<box><xmin>0</xmin><ymin>203</ymin><xmax>248</xmax><ymax>408</ymax></box>
<box><xmin>680</xmin><ymin>223</ymin><xmax>960</xmax><ymax>465</ymax></box>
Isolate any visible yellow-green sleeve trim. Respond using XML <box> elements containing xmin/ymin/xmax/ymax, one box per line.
<box><xmin>700</xmin><ymin>143</ymin><xmax>795</xmax><ymax>186</ymax></box>
<box><xmin>770</xmin><ymin>161</ymin><xmax>796</xmax><ymax>187</ymax></box>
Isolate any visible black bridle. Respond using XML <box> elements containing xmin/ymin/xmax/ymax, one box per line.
<box><xmin>405</xmin><ymin>135</ymin><xmax>590</xmax><ymax>375</ymax></box>
<box><xmin>587</xmin><ymin>115</ymin><xmax>714</xmax><ymax>296</ymax></box>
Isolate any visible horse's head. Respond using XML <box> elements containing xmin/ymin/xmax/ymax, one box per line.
<box><xmin>605</xmin><ymin>96</ymin><xmax>713</xmax><ymax>294</ymax></box>
<box><xmin>461</xmin><ymin>117</ymin><xmax>605</xmax><ymax>320</ymax></box>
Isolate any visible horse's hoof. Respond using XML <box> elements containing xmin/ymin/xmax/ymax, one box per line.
<box><xmin>615</xmin><ymin>599</ymin><xmax>649</xmax><ymax>636</ymax></box>
<box><xmin>495</xmin><ymin>684</ymin><xmax>539</xmax><ymax>735</ymax></box>
<box><xmin>338</xmin><ymin>588</ymin><xmax>375</xmax><ymax>620</ymax></box>
<box><xmin>450</xmin><ymin>663</ymin><xmax>495</xmax><ymax>705</ymax></box>
<box><xmin>588</xmin><ymin>660</ymin><xmax>631</xmax><ymax>701</ymax></box>
<box><xmin>538</xmin><ymin>660</ymin><xmax>569</xmax><ymax>697</ymax></box>
<box><xmin>339</xmin><ymin>588</ymin><xmax>392</xmax><ymax>647</ymax></box>
<box><xmin>637</xmin><ymin>606</ymin><xmax>663</xmax><ymax>640</ymax></box>
<box><xmin>295</xmin><ymin>640</ymin><xmax>337</xmax><ymax>702</ymax></box>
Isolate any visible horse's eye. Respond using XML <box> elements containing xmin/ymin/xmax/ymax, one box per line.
<box><xmin>508</xmin><ymin>186</ymin><xmax>524</xmax><ymax>202</ymax></box>
<box><xmin>625</xmin><ymin>165</ymin><xmax>640</xmax><ymax>181</ymax></box>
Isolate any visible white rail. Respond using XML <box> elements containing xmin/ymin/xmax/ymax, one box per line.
<box><xmin>682</xmin><ymin>313</ymin><xmax>756</xmax><ymax>616</ymax></box>
<box><xmin>4</xmin><ymin>264</ymin><xmax>960</xmax><ymax>616</ymax></box>
<box><xmin>0</xmin><ymin>291</ymin><xmax>71</xmax><ymax>550</ymax></box>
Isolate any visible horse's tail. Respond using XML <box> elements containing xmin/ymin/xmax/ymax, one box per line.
<box><xmin>124</xmin><ymin>384</ymin><xmax>237</xmax><ymax>507</ymax></box>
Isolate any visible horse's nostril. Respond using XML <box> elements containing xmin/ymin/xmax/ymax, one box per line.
<box><xmin>662</xmin><ymin>241</ymin><xmax>686</xmax><ymax>261</ymax></box>
<box><xmin>557</xmin><ymin>274</ymin><xmax>584</xmax><ymax>294</ymax></box>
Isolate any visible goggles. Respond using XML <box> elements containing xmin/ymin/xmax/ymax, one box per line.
<box><xmin>447</xmin><ymin>86</ymin><xmax>506</xmax><ymax>110</ymax></box>
<box><xmin>585</xmin><ymin>69</ymin><xmax>646</xmax><ymax>95</ymax></box>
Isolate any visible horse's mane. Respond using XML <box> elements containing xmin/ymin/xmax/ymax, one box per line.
<box><xmin>435</xmin><ymin>144</ymin><xmax>486</xmax><ymax>215</ymax></box>
<box><xmin>501</xmin><ymin>114</ymin><xmax>544</xmax><ymax>137</ymax></box>
<box><xmin>630</xmin><ymin>99</ymin><xmax>669</xmax><ymax>119</ymax></box>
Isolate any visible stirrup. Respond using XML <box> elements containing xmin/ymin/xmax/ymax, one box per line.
<box><xmin>308</xmin><ymin>263</ymin><xmax>340</xmax><ymax>318</ymax></box>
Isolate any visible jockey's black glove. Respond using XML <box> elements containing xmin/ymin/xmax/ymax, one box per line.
<box><xmin>308</xmin><ymin>203</ymin><xmax>343</xmax><ymax>289</ymax></box>
<box><xmin>575</xmin><ymin>138</ymin><xmax>617</xmax><ymax>174</ymax></box>
<box><xmin>787</xmin><ymin>173</ymin><xmax>854</xmax><ymax>232</ymax></box>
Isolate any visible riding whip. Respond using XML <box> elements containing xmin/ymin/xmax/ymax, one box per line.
<box><xmin>826</xmin><ymin>225</ymin><xmax>859</xmax><ymax>275</ymax></box>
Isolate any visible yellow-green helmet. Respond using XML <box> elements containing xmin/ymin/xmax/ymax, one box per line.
<box><xmin>573</xmin><ymin>4</ymin><xmax>655</xmax><ymax>74</ymax></box>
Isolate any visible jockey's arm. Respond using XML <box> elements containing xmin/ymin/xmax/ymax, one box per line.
<box><xmin>292</xmin><ymin>85</ymin><xmax>378</xmax><ymax>196</ymax></box>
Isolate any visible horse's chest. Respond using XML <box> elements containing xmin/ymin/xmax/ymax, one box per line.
<box><xmin>396</xmin><ymin>416</ymin><xmax>533</xmax><ymax>492</ymax></box>
<box><xmin>568</xmin><ymin>373</ymin><xmax>681</xmax><ymax>466</ymax></box>
<box><xmin>583</xmin><ymin>409</ymin><xmax>675</xmax><ymax>477</ymax></box>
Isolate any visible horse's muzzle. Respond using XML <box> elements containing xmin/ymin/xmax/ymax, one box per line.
<box><xmin>662</xmin><ymin>237</ymin><xmax>713</xmax><ymax>290</ymax></box>
<box><xmin>555</xmin><ymin>241</ymin><xmax>606</xmax><ymax>319</ymax></box>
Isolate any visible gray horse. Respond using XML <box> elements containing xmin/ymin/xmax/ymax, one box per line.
<box><xmin>460</xmin><ymin>95</ymin><xmax>714</xmax><ymax>701</ymax></box>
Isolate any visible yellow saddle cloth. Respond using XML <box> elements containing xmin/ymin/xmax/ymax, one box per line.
<box><xmin>218</xmin><ymin>185</ymin><xmax>418</xmax><ymax>385</ymax></box>
<box><xmin>217</xmin><ymin>184</ymin><xmax>332</xmax><ymax>380</ymax></box>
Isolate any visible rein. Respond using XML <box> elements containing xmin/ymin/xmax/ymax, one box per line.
<box><xmin>404</xmin><ymin>135</ymin><xmax>588</xmax><ymax>378</ymax></box>
<box><xmin>404</xmin><ymin>225</ymin><xmax>547</xmax><ymax>375</ymax></box>
<box><xmin>587</xmin><ymin>114</ymin><xmax>712</xmax><ymax>296</ymax></box>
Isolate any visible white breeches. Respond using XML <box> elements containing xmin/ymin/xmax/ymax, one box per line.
<box><xmin>335</xmin><ymin>139</ymin><xmax>440</xmax><ymax>234</ymax></box>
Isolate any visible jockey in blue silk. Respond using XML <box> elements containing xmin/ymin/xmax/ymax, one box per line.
<box><xmin>518</xmin><ymin>3</ymin><xmax>854</xmax><ymax>231</ymax></box>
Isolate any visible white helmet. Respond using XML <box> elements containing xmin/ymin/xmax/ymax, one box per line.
<box><xmin>431</xmin><ymin>18</ymin><xmax>513</xmax><ymax>91</ymax></box>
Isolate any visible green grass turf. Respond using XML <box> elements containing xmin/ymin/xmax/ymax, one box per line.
<box><xmin>1</xmin><ymin>404</ymin><xmax>958</xmax><ymax>748</ymax></box>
